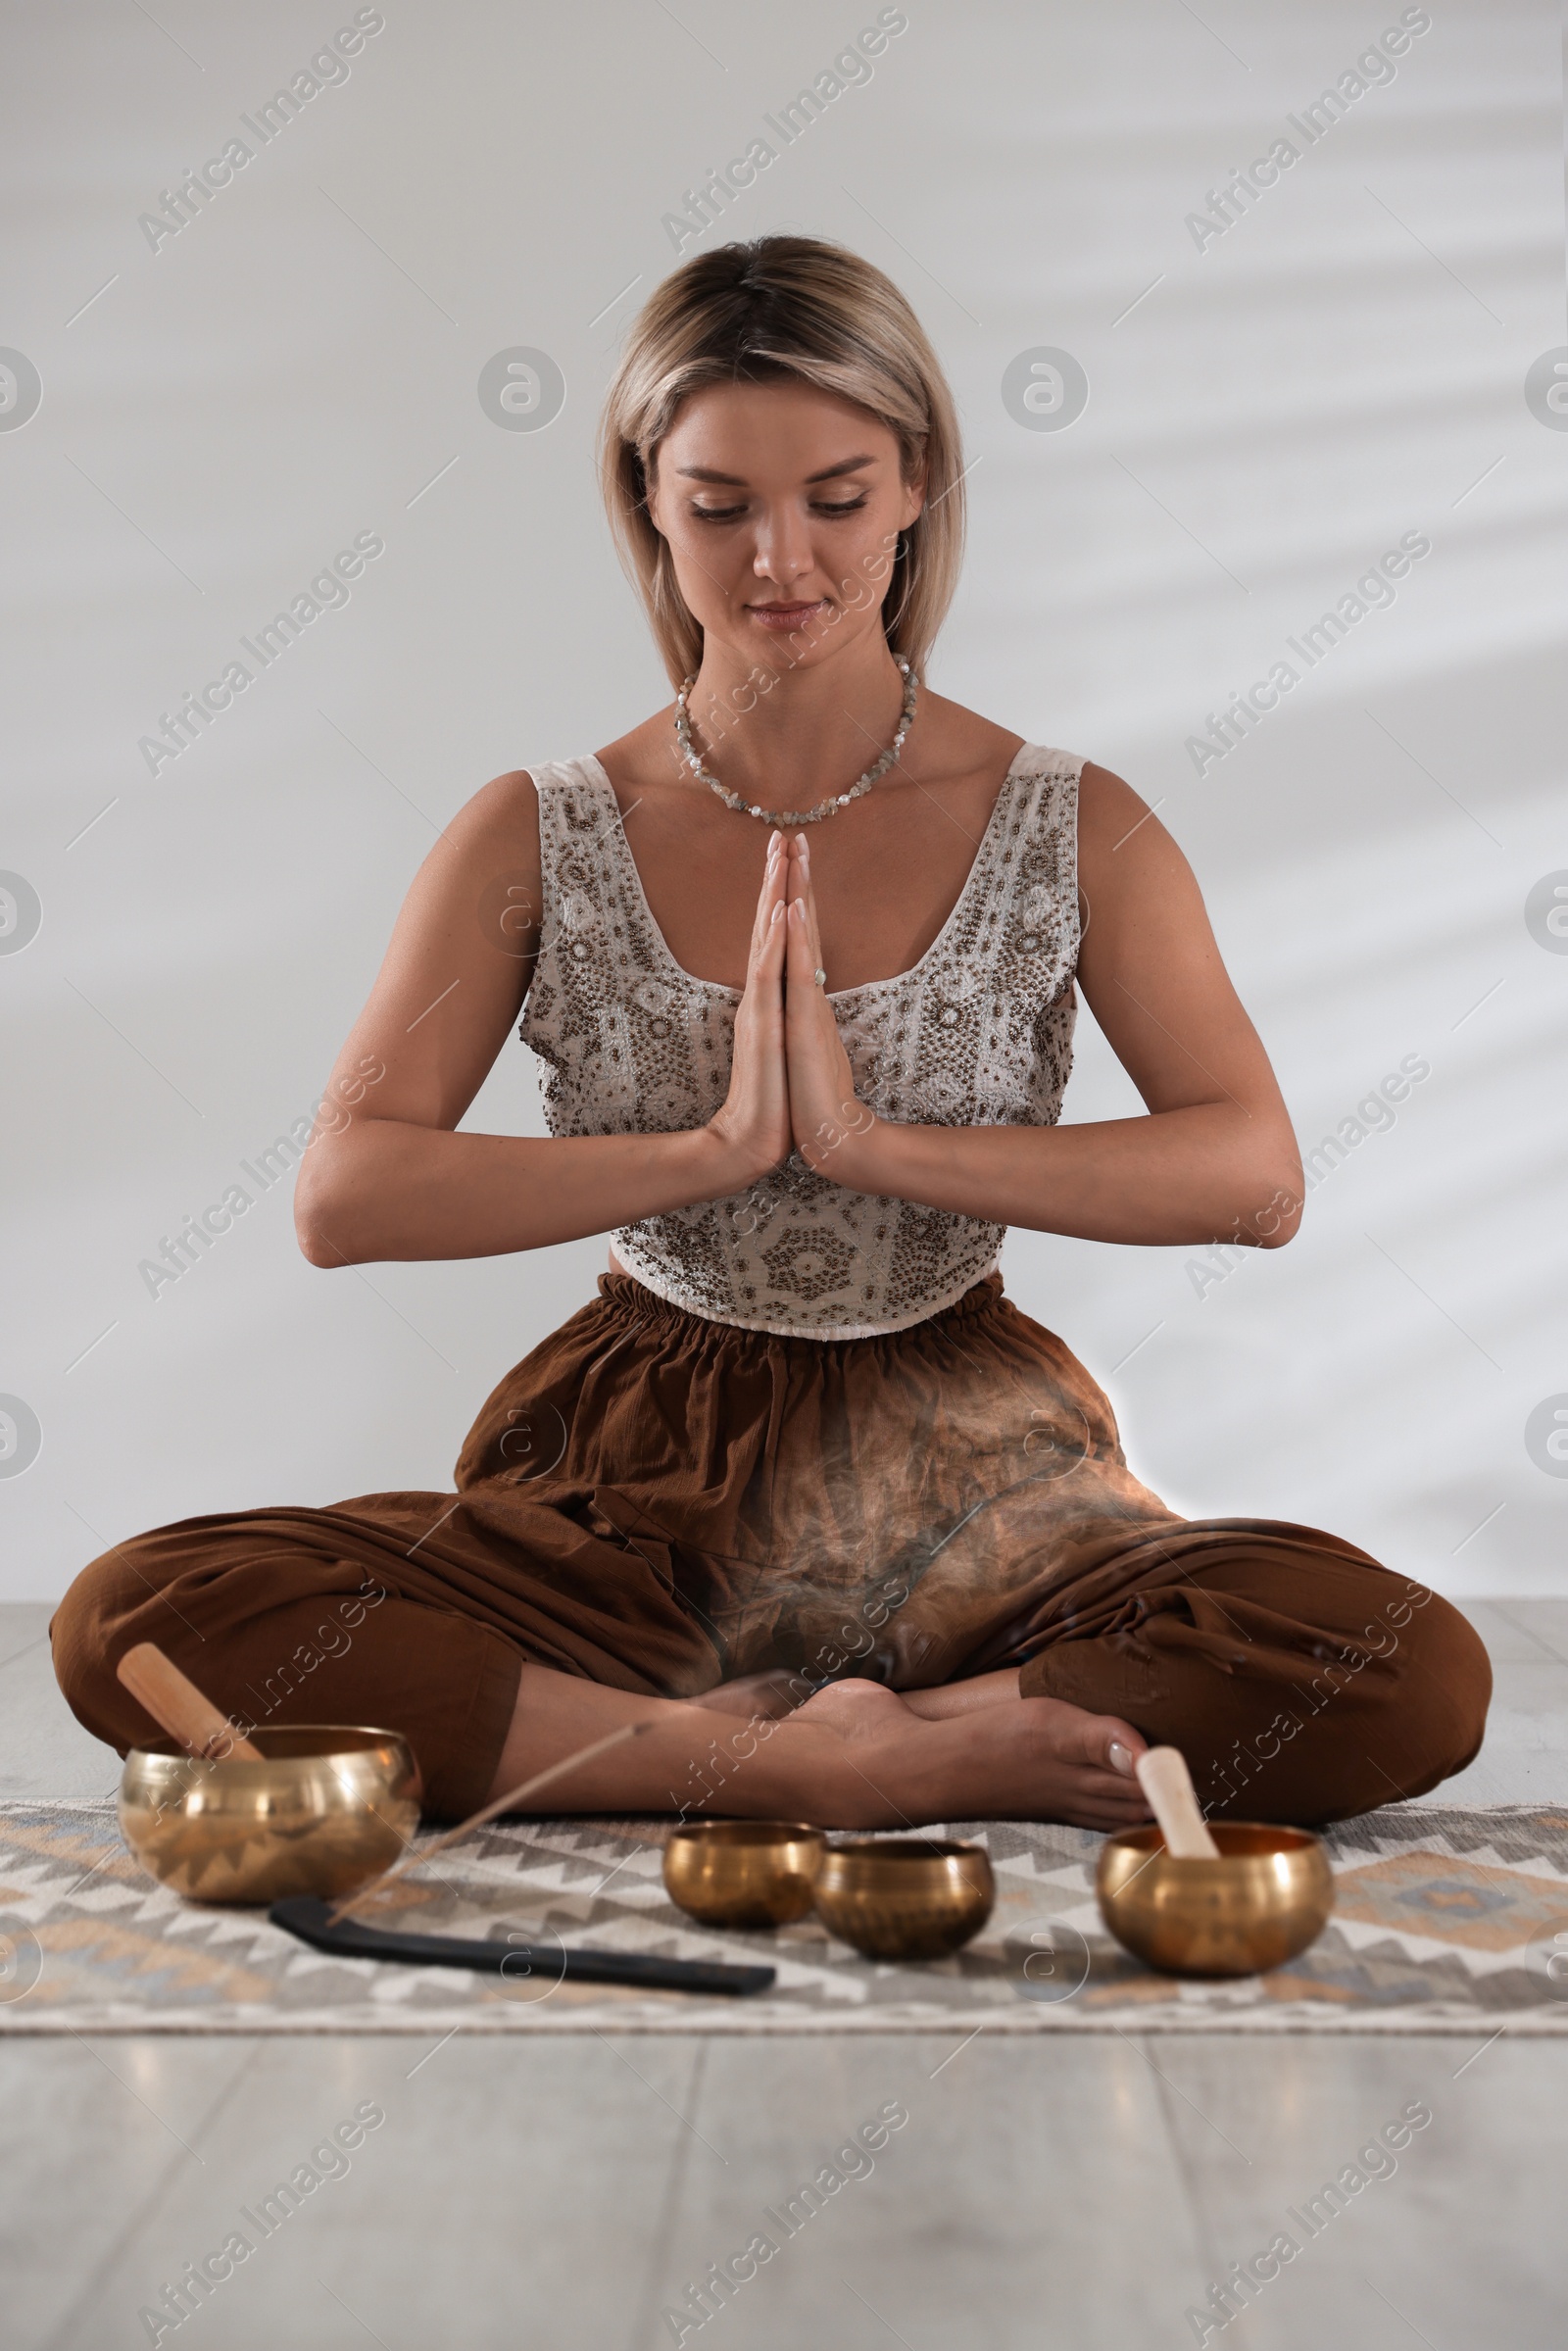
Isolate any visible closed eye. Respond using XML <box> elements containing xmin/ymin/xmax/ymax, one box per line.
<box><xmin>689</xmin><ymin>497</ymin><xmax>872</xmax><ymax>523</ymax></box>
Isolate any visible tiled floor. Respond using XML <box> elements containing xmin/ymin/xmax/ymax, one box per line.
<box><xmin>3</xmin><ymin>1599</ymin><xmax>1565</xmax><ymax>2350</ymax></box>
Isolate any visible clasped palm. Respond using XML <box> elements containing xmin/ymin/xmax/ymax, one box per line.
<box><xmin>708</xmin><ymin>830</ymin><xmax>876</xmax><ymax>1190</ymax></box>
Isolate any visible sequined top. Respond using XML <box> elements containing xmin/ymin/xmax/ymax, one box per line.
<box><xmin>518</xmin><ymin>746</ymin><xmax>1084</xmax><ymax>1338</ymax></box>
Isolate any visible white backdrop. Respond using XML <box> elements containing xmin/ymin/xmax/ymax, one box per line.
<box><xmin>3</xmin><ymin>0</ymin><xmax>1564</xmax><ymax>1603</ymax></box>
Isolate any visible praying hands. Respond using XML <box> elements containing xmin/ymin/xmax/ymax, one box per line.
<box><xmin>707</xmin><ymin>828</ymin><xmax>886</xmax><ymax>1194</ymax></box>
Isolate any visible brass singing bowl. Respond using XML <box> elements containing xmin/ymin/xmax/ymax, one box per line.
<box><xmin>812</xmin><ymin>1837</ymin><xmax>996</xmax><ymax>1961</ymax></box>
<box><xmin>662</xmin><ymin>1821</ymin><xmax>827</xmax><ymax>1928</ymax></box>
<box><xmin>1097</xmin><ymin>1823</ymin><xmax>1334</xmax><ymax>1978</ymax></box>
<box><xmin>119</xmin><ymin>1726</ymin><xmax>421</xmax><ymax>1905</ymax></box>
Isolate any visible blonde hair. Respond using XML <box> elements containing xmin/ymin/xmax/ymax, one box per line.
<box><xmin>599</xmin><ymin>234</ymin><xmax>965</xmax><ymax>689</ymax></box>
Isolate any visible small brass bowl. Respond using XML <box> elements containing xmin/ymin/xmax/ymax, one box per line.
<box><xmin>1097</xmin><ymin>1823</ymin><xmax>1334</xmax><ymax>1978</ymax></box>
<box><xmin>812</xmin><ymin>1837</ymin><xmax>996</xmax><ymax>1961</ymax></box>
<box><xmin>662</xmin><ymin>1821</ymin><xmax>826</xmax><ymax>1928</ymax></box>
<box><xmin>119</xmin><ymin>1726</ymin><xmax>421</xmax><ymax>1905</ymax></box>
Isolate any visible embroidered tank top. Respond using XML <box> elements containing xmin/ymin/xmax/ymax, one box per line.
<box><xmin>518</xmin><ymin>745</ymin><xmax>1084</xmax><ymax>1339</ymax></box>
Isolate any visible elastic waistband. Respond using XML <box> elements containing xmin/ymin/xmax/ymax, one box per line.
<box><xmin>593</xmin><ymin>1268</ymin><xmax>1008</xmax><ymax>1349</ymax></box>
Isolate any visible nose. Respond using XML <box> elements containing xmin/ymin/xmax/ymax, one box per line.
<box><xmin>751</xmin><ymin>500</ymin><xmax>814</xmax><ymax>591</ymax></box>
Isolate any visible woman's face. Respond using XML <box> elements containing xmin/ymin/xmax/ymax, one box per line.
<box><xmin>645</xmin><ymin>377</ymin><xmax>924</xmax><ymax>676</ymax></box>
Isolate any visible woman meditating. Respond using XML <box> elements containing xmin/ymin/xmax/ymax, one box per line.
<box><xmin>54</xmin><ymin>234</ymin><xmax>1490</xmax><ymax>1831</ymax></box>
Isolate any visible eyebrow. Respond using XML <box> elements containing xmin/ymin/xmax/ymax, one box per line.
<box><xmin>674</xmin><ymin>455</ymin><xmax>877</xmax><ymax>486</ymax></box>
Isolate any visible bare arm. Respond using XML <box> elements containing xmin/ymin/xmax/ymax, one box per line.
<box><xmin>293</xmin><ymin>775</ymin><xmax>791</xmax><ymax>1268</ymax></box>
<box><xmin>785</xmin><ymin>765</ymin><xmax>1304</xmax><ymax>1249</ymax></box>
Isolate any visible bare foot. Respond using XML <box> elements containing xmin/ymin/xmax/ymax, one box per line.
<box><xmin>681</xmin><ymin>1669</ymin><xmax>811</xmax><ymax>1724</ymax></box>
<box><xmin>938</xmin><ymin>1694</ymin><xmax>1151</xmax><ymax>1829</ymax></box>
<box><xmin>792</xmin><ymin>1678</ymin><xmax>918</xmax><ymax>1741</ymax></box>
<box><xmin>790</xmin><ymin>1688</ymin><xmax>1153</xmax><ymax>1832</ymax></box>
<box><xmin>484</xmin><ymin>1663</ymin><xmax>1151</xmax><ymax>1833</ymax></box>
<box><xmin>899</xmin><ymin>1668</ymin><xmax>1024</xmax><ymax>1720</ymax></box>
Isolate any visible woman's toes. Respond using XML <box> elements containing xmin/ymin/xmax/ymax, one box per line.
<box><xmin>1018</xmin><ymin>1695</ymin><xmax>1139</xmax><ymax>1767</ymax></box>
<box><xmin>1102</xmin><ymin>1721</ymin><xmax>1146</xmax><ymax>1775</ymax></box>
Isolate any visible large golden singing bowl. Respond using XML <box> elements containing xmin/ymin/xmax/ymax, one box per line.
<box><xmin>662</xmin><ymin>1821</ymin><xmax>827</xmax><ymax>1928</ymax></box>
<box><xmin>119</xmin><ymin>1726</ymin><xmax>421</xmax><ymax>1905</ymax></box>
<box><xmin>1097</xmin><ymin>1823</ymin><xmax>1334</xmax><ymax>1978</ymax></box>
<box><xmin>812</xmin><ymin>1837</ymin><xmax>996</xmax><ymax>1961</ymax></box>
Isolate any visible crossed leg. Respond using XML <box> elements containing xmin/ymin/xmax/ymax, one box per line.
<box><xmin>485</xmin><ymin>1662</ymin><xmax>1153</xmax><ymax>1833</ymax></box>
<box><xmin>52</xmin><ymin>1499</ymin><xmax>1491</xmax><ymax>1832</ymax></box>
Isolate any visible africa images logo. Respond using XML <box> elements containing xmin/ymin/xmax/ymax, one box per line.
<box><xmin>135</xmin><ymin>12</ymin><xmax>386</xmax><ymax>254</ymax></box>
<box><xmin>660</xmin><ymin>9</ymin><xmax>909</xmax><ymax>253</ymax></box>
<box><xmin>1184</xmin><ymin>9</ymin><xmax>1433</xmax><ymax>254</ymax></box>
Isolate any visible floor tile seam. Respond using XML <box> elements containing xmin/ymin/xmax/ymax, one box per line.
<box><xmin>37</xmin><ymin>2034</ymin><xmax>266</xmax><ymax>2348</ymax></box>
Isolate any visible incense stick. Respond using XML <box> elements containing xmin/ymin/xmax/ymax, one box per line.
<box><xmin>326</xmin><ymin>1718</ymin><xmax>657</xmax><ymax>1924</ymax></box>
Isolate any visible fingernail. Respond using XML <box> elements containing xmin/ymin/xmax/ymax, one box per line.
<box><xmin>1108</xmin><ymin>1740</ymin><xmax>1136</xmax><ymax>1777</ymax></box>
<box><xmin>770</xmin><ymin>901</ymin><xmax>783</xmax><ymax>924</ymax></box>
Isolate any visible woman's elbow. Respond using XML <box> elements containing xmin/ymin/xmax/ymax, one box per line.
<box><xmin>296</xmin><ymin>1219</ymin><xmax>350</xmax><ymax>1269</ymax></box>
<box><xmin>1249</xmin><ymin>1151</ymin><xmax>1305</xmax><ymax>1249</ymax></box>
<box><xmin>293</xmin><ymin>1154</ymin><xmax>359</xmax><ymax>1268</ymax></box>
<box><xmin>295</xmin><ymin>1206</ymin><xmax>352</xmax><ymax>1269</ymax></box>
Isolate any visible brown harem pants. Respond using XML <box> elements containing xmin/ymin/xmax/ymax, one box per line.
<box><xmin>51</xmin><ymin>1273</ymin><xmax>1491</xmax><ymax>1824</ymax></box>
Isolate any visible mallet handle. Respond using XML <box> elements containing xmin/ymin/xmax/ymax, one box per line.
<box><xmin>1134</xmin><ymin>1745</ymin><xmax>1221</xmax><ymax>1859</ymax></box>
<box><xmin>117</xmin><ymin>1641</ymin><xmax>263</xmax><ymax>1762</ymax></box>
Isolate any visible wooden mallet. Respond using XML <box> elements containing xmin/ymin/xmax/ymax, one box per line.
<box><xmin>1133</xmin><ymin>1744</ymin><xmax>1221</xmax><ymax>1859</ymax></box>
<box><xmin>116</xmin><ymin>1641</ymin><xmax>262</xmax><ymax>1762</ymax></box>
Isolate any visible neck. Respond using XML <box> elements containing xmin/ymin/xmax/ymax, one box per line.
<box><xmin>681</xmin><ymin>632</ymin><xmax>910</xmax><ymax>805</ymax></box>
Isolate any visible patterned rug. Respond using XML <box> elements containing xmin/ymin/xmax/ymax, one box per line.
<box><xmin>3</xmin><ymin>1799</ymin><xmax>1567</xmax><ymax>2034</ymax></box>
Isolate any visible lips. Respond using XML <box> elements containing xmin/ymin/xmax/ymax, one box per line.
<box><xmin>748</xmin><ymin>599</ymin><xmax>828</xmax><ymax>629</ymax></box>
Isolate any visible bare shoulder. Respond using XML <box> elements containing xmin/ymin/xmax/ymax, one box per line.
<box><xmin>409</xmin><ymin>764</ymin><xmax>542</xmax><ymax>894</ymax></box>
<box><xmin>373</xmin><ymin>767</ymin><xmax>545</xmax><ymax>967</ymax></box>
<box><xmin>453</xmin><ymin>764</ymin><xmax>540</xmax><ymax>847</ymax></box>
<box><xmin>1076</xmin><ymin>759</ymin><xmax>1199</xmax><ymax>899</ymax></box>
<box><xmin>1077</xmin><ymin>759</ymin><xmax>1157</xmax><ymax>841</ymax></box>
<box><xmin>913</xmin><ymin>689</ymin><xmax>1023</xmax><ymax>781</ymax></box>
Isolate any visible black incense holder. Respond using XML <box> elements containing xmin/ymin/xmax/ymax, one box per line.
<box><xmin>270</xmin><ymin>1895</ymin><xmax>776</xmax><ymax>1996</ymax></box>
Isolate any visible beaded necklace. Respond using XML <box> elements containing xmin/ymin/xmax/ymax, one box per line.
<box><xmin>673</xmin><ymin>659</ymin><xmax>917</xmax><ymax>829</ymax></box>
